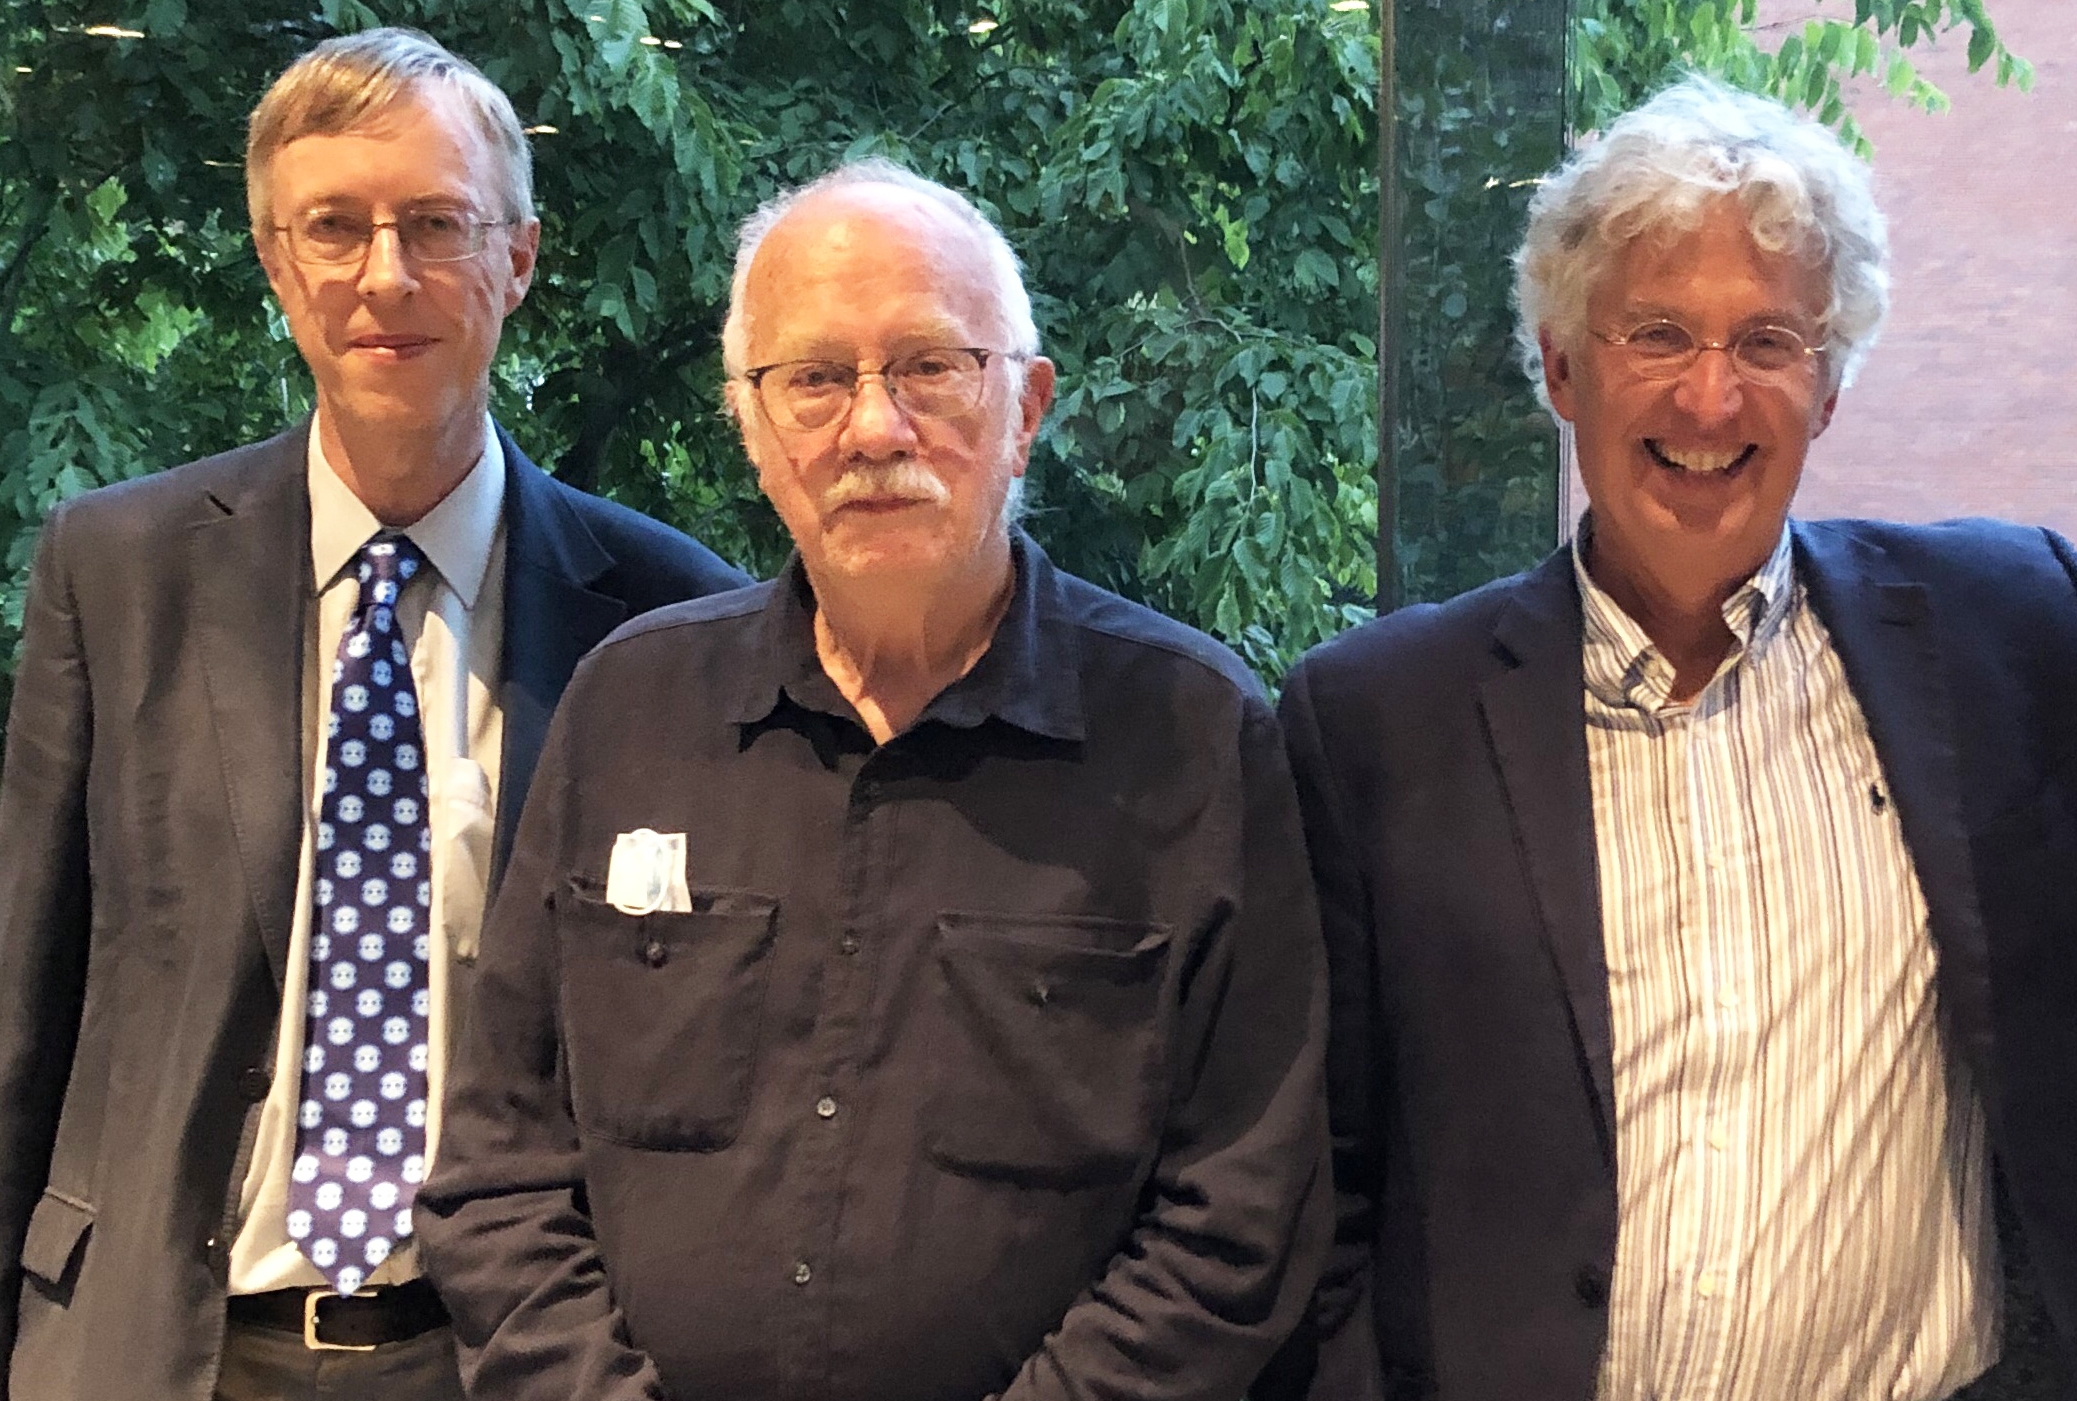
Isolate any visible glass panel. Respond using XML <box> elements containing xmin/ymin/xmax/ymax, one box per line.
<box><xmin>1383</xmin><ymin>0</ymin><xmax>1568</xmax><ymax>608</ymax></box>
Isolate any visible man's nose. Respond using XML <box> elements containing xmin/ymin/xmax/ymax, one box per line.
<box><xmin>1671</xmin><ymin>344</ymin><xmax>1744</xmax><ymax>427</ymax></box>
<box><xmin>839</xmin><ymin>372</ymin><xmax>919</xmax><ymax>457</ymax></box>
<box><xmin>355</xmin><ymin>225</ymin><xmax>420</xmax><ymax>297</ymax></box>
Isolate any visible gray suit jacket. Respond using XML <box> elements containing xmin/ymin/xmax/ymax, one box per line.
<box><xmin>0</xmin><ymin>421</ymin><xmax>746</xmax><ymax>1401</ymax></box>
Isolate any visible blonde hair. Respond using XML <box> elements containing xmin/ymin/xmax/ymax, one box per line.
<box><xmin>245</xmin><ymin>27</ymin><xmax>533</xmax><ymax>236</ymax></box>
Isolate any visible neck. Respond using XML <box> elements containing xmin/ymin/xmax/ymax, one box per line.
<box><xmin>317</xmin><ymin>401</ymin><xmax>485</xmax><ymax>527</ymax></box>
<box><xmin>1586</xmin><ymin>546</ymin><xmax>1742</xmax><ymax>703</ymax></box>
<box><xmin>809</xmin><ymin>539</ymin><xmax>1016</xmax><ymax>744</ymax></box>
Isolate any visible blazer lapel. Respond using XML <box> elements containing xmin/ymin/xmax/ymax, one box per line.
<box><xmin>1478</xmin><ymin>551</ymin><xmax>1618</xmax><ymax>1168</ymax></box>
<box><xmin>1794</xmin><ymin>522</ymin><xmax>1995</xmax><ymax>1082</ymax></box>
<box><xmin>191</xmin><ymin>428</ymin><xmax>313</xmax><ymax>987</ymax></box>
<box><xmin>493</xmin><ymin>432</ymin><xmax>628</xmax><ymax>893</ymax></box>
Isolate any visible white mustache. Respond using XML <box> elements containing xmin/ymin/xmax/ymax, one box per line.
<box><xmin>820</xmin><ymin>462</ymin><xmax>951</xmax><ymax>511</ymax></box>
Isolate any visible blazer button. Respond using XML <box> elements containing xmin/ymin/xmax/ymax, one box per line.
<box><xmin>644</xmin><ymin>940</ymin><xmax>669</xmax><ymax>968</ymax></box>
<box><xmin>238</xmin><ymin>1066</ymin><xmax>272</xmax><ymax>1103</ymax></box>
<box><xmin>1574</xmin><ymin>1263</ymin><xmax>1610</xmax><ymax>1308</ymax></box>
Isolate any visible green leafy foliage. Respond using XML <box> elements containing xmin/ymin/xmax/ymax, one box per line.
<box><xmin>1</xmin><ymin>0</ymin><xmax>1378</xmax><ymax>716</ymax></box>
<box><xmin>0</xmin><ymin>0</ymin><xmax>2031</xmax><ymax>727</ymax></box>
<box><xmin>1574</xmin><ymin>0</ymin><xmax>2032</xmax><ymax>151</ymax></box>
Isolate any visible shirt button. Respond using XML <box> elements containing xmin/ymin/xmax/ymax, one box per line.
<box><xmin>838</xmin><ymin>933</ymin><xmax>861</xmax><ymax>956</ymax></box>
<box><xmin>792</xmin><ymin>1261</ymin><xmax>813</xmax><ymax>1286</ymax></box>
<box><xmin>1573</xmin><ymin>1264</ymin><xmax>1609</xmax><ymax>1308</ymax></box>
<box><xmin>1697</xmin><ymin>1273</ymin><xmax>1719</xmax><ymax>1298</ymax></box>
<box><xmin>1718</xmin><ymin>989</ymin><xmax>1738</xmax><ymax>1010</ymax></box>
<box><xmin>1707</xmin><ymin>1127</ymin><xmax>1728</xmax><ymax>1151</ymax></box>
<box><xmin>643</xmin><ymin>940</ymin><xmax>668</xmax><ymax>968</ymax></box>
<box><xmin>815</xmin><ymin>1096</ymin><xmax>838</xmax><ymax>1119</ymax></box>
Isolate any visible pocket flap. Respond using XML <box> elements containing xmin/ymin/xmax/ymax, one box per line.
<box><xmin>19</xmin><ymin>1189</ymin><xmax>93</xmax><ymax>1286</ymax></box>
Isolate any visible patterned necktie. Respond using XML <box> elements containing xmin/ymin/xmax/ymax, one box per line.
<box><xmin>289</xmin><ymin>536</ymin><xmax>434</xmax><ymax>1294</ymax></box>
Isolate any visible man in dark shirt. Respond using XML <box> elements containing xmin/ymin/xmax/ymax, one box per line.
<box><xmin>415</xmin><ymin>158</ymin><xmax>1331</xmax><ymax>1400</ymax></box>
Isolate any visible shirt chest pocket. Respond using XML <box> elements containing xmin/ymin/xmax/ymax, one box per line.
<box><xmin>557</xmin><ymin>883</ymin><xmax>780</xmax><ymax>1151</ymax></box>
<box><xmin>924</xmin><ymin>912</ymin><xmax>1173</xmax><ymax>1188</ymax></box>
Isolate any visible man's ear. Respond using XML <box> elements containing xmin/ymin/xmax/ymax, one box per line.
<box><xmin>1015</xmin><ymin>356</ymin><xmax>1056</xmax><ymax>451</ymax></box>
<box><xmin>255</xmin><ymin>227</ymin><xmax>290</xmax><ymax>302</ymax></box>
<box><xmin>503</xmin><ymin>217</ymin><xmax>541</xmax><ymax>312</ymax></box>
<box><xmin>1540</xmin><ymin>328</ymin><xmax>1578</xmax><ymax>423</ymax></box>
<box><xmin>1811</xmin><ymin>387</ymin><xmax>1839</xmax><ymax>439</ymax></box>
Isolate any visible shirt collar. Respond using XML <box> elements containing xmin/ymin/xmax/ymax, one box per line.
<box><xmin>727</xmin><ymin>530</ymin><xmax>1085</xmax><ymax>743</ymax></box>
<box><xmin>307</xmin><ymin>412</ymin><xmax>505</xmax><ymax>605</ymax></box>
<box><xmin>1572</xmin><ymin>514</ymin><xmax>1796</xmax><ymax>710</ymax></box>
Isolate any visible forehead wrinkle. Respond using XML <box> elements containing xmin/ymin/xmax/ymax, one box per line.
<box><xmin>1595</xmin><ymin>230</ymin><xmax>1827</xmax><ymax>330</ymax></box>
<box><xmin>1610</xmin><ymin>299</ymin><xmax>1816</xmax><ymax>331</ymax></box>
<box><xmin>269</xmin><ymin>92</ymin><xmax>501</xmax><ymax>215</ymax></box>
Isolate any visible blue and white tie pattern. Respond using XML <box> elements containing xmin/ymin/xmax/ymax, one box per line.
<box><xmin>289</xmin><ymin>536</ymin><xmax>433</xmax><ymax>1295</ymax></box>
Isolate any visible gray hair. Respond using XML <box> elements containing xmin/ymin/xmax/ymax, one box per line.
<box><xmin>1514</xmin><ymin>76</ymin><xmax>1888</xmax><ymax>403</ymax></box>
<box><xmin>246</xmin><ymin>27</ymin><xmax>534</xmax><ymax>237</ymax></box>
<box><xmin>719</xmin><ymin>157</ymin><xmax>1040</xmax><ymax>378</ymax></box>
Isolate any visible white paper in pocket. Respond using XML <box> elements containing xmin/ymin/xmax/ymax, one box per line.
<box><xmin>605</xmin><ymin>828</ymin><xmax>692</xmax><ymax>915</ymax></box>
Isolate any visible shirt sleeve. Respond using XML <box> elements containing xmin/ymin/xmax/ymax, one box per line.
<box><xmin>995</xmin><ymin>700</ymin><xmax>1335</xmax><ymax>1401</ymax></box>
<box><xmin>414</xmin><ymin>671</ymin><xmax>668</xmax><ymax>1401</ymax></box>
<box><xmin>0</xmin><ymin>504</ymin><xmax>96</xmax><ymax>1395</ymax></box>
<box><xmin>1251</xmin><ymin>658</ymin><xmax>1390</xmax><ymax>1401</ymax></box>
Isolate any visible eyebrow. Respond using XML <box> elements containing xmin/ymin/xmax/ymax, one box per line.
<box><xmin>1619</xmin><ymin>301</ymin><xmax>1811</xmax><ymax>326</ymax></box>
<box><xmin>293</xmin><ymin>194</ymin><xmax>481</xmax><ymax>212</ymax></box>
<box><xmin>762</xmin><ymin>332</ymin><xmax>980</xmax><ymax>364</ymax></box>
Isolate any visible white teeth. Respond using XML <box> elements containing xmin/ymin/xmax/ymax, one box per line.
<box><xmin>1654</xmin><ymin>443</ymin><xmax>1743</xmax><ymax>473</ymax></box>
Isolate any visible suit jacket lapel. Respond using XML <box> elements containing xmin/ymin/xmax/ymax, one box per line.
<box><xmin>191</xmin><ymin>428</ymin><xmax>313</xmax><ymax>988</ymax></box>
<box><xmin>1478</xmin><ymin>550</ymin><xmax>1618</xmax><ymax>1168</ymax></box>
<box><xmin>493</xmin><ymin>431</ymin><xmax>628</xmax><ymax>894</ymax></box>
<box><xmin>1794</xmin><ymin>521</ymin><xmax>1995</xmax><ymax>1082</ymax></box>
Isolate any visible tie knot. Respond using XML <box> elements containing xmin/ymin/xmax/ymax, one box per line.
<box><xmin>355</xmin><ymin>536</ymin><xmax>425</xmax><ymax>607</ymax></box>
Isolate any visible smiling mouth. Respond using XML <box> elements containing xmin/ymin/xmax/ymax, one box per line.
<box><xmin>1646</xmin><ymin>440</ymin><xmax>1756</xmax><ymax>475</ymax></box>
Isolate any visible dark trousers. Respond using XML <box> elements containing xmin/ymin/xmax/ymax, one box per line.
<box><xmin>213</xmin><ymin>1319</ymin><xmax>466</xmax><ymax>1401</ymax></box>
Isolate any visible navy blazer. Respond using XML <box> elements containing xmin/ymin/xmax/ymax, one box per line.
<box><xmin>0</xmin><ymin>420</ymin><xmax>746</xmax><ymax>1401</ymax></box>
<box><xmin>1262</xmin><ymin>518</ymin><xmax>2077</xmax><ymax>1400</ymax></box>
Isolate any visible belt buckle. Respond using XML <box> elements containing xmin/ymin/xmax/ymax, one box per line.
<box><xmin>303</xmin><ymin>1286</ymin><xmax>380</xmax><ymax>1351</ymax></box>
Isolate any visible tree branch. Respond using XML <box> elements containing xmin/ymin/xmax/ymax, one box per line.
<box><xmin>0</xmin><ymin>179</ymin><xmax>59</xmax><ymax>349</ymax></box>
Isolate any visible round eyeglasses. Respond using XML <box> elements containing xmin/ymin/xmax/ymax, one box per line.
<box><xmin>1591</xmin><ymin>319</ymin><xmax>1827</xmax><ymax>385</ymax></box>
<box><xmin>272</xmin><ymin>207</ymin><xmax>518</xmax><ymax>266</ymax></box>
<box><xmin>742</xmin><ymin>347</ymin><xmax>1017</xmax><ymax>432</ymax></box>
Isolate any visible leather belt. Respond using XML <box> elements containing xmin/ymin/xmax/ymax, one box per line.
<box><xmin>227</xmin><ymin>1278</ymin><xmax>448</xmax><ymax>1350</ymax></box>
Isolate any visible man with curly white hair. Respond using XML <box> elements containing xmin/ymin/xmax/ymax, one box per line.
<box><xmin>1260</xmin><ymin>77</ymin><xmax>2077</xmax><ymax>1401</ymax></box>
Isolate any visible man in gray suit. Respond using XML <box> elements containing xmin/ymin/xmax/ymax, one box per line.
<box><xmin>0</xmin><ymin>28</ymin><xmax>743</xmax><ymax>1401</ymax></box>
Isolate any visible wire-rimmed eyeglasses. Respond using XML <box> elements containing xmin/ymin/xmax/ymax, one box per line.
<box><xmin>271</xmin><ymin>206</ymin><xmax>519</xmax><ymax>266</ymax></box>
<box><xmin>742</xmin><ymin>347</ymin><xmax>1021</xmax><ymax>432</ymax></box>
<box><xmin>1591</xmin><ymin>319</ymin><xmax>1827</xmax><ymax>385</ymax></box>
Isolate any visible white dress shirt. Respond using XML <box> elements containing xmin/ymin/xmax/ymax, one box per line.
<box><xmin>1579</xmin><ymin>524</ymin><xmax>1999</xmax><ymax>1401</ymax></box>
<box><xmin>229</xmin><ymin>416</ymin><xmax>507</xmax><ymax>1292</ymax></box>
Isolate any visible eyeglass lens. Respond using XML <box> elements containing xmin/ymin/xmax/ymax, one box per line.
<box><xmin>762</xmin><ymin>349</ymin><xmax>988</xmax><ymax>430</ymax></box>
<box><xmin>288</xmin><ymin>208</ymin><xmax>488</xmax><ymax>264</ymax></box>
<box><xmin>1620</xmin><ymin>320</ymin><xmax>1813</xmax><ymax>380</ymax></box>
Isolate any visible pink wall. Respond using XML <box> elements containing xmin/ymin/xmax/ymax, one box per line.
<box><xmin>1769</xmin><ymin>0</ymin><xmax>2077</xmax><ymax>536</ymax></box>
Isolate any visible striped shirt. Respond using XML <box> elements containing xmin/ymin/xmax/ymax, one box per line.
<box><xmin>1576</xmin><ymin>525</ymin><xmax>1999</xmax><ymax>1401</ymax></box>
